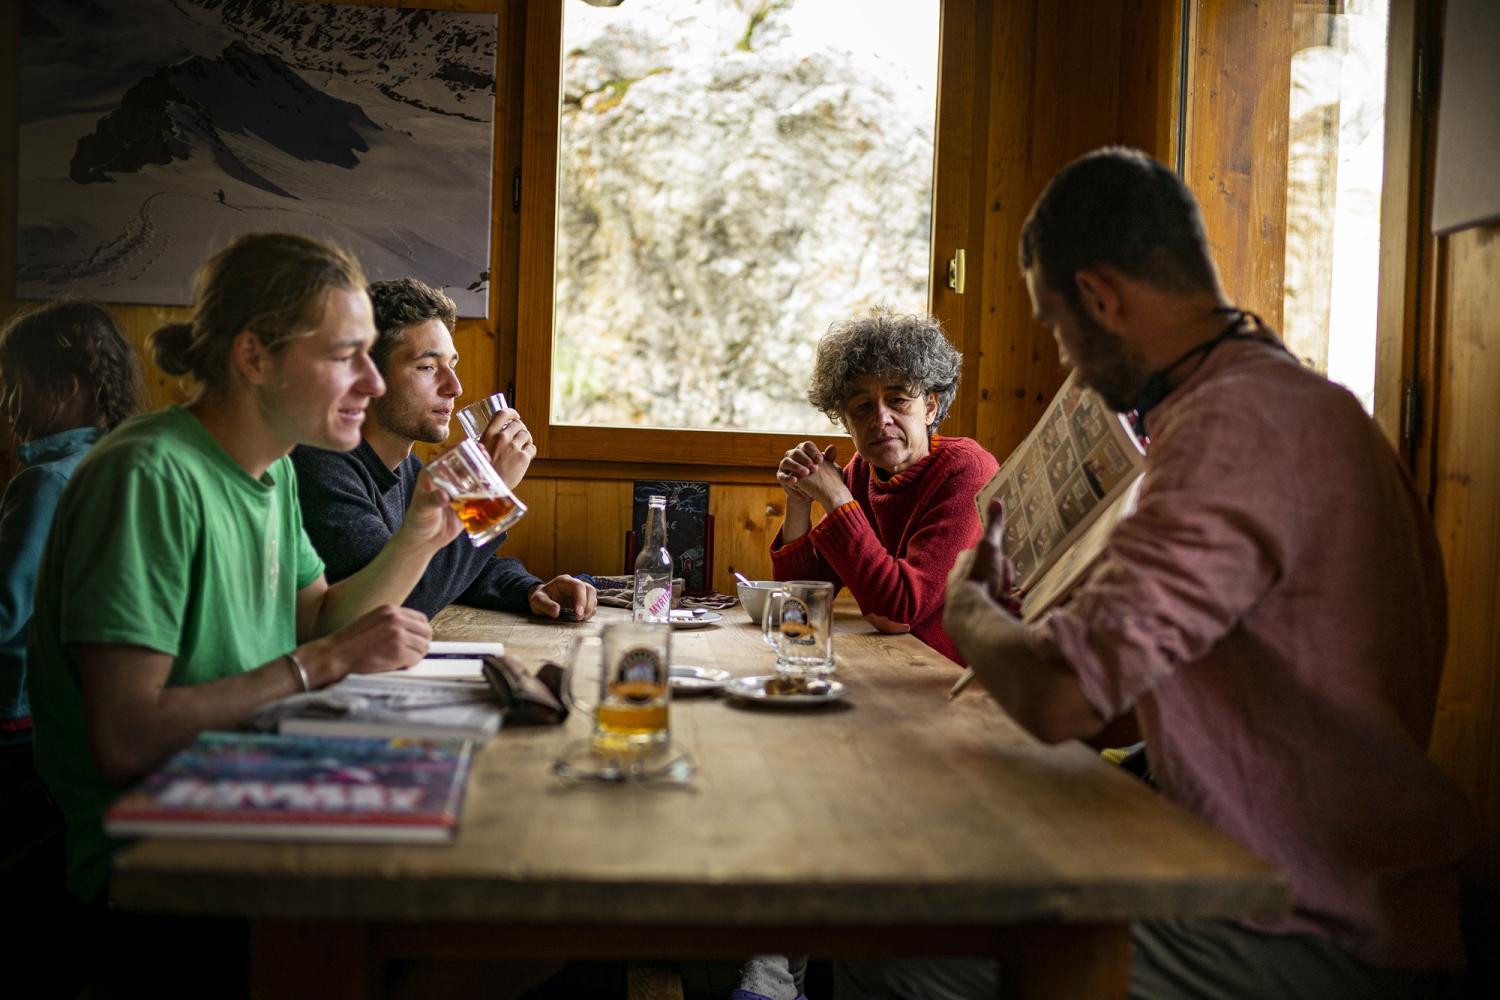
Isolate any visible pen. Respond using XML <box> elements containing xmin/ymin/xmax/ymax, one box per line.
<box><xmin>948</xmin><ymin>667</ymin><xmax>976</xmax><ymax>699</ymax></box>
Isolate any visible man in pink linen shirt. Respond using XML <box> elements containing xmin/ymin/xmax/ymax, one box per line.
<box><xmin>909</xmin><ymin>148</ymin><xmax>1469</xmax><ymax>1000</ymax></box>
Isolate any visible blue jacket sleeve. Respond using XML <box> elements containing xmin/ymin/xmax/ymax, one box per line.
<box><xmin>0</xmin><ymin>467</ymin><xmax>68</xmax><ymax>646</ymax></box>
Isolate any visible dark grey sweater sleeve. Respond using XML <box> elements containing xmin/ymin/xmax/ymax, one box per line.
<box><xmin>292</xmin><ymin>445</ymin><xmax>542</xmax><ymax>619</ymax></box>
<box><xmin>290</xmin><ymin>446</ymin><xmax>397</xmax><ymax>586</ymax></box>
<box><xmin>456</xmin><ymin>554</ymin><xmax>545</xmax><ymax>615</ymax></box>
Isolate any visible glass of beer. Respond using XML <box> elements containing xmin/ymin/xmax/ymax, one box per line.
<box><xmin>457</xmin><ymin>391</ymin><xmax>508</xmax><ymax>439</ymax></box>
<box><xmin>568</xmin><ymin>622</ymin><xmax>672</xmax><ymax>754</ymax></box>
<box><xmin>423</xmin><ymin>437</ymin><xmax>527</xmax><ymax>546</ymax></box>
<box><xmin>761</xmin><ymin>580</ymin><xmax>835</xmax><ymax>676</ymax></box>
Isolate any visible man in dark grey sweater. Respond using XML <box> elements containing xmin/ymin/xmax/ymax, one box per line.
<box><xmin>292</xmin><ymin>278</ymin><xmax>596</xmax><ymax>621</ymax></box>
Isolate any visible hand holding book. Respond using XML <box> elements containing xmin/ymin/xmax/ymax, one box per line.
<box><xmin>951</xmin><ymin>374</ymin><xmax>1147</xmax><ymax>699</ymax></box>
<box><xmin>949</xmin><ymin>500</ymin><xmax>1025</xmax><ymax>699</ymax></box>
<box><xmin>970</xmin><ymin>499</ymin><xmax>1025</xmax><ymax>616</ymax></box>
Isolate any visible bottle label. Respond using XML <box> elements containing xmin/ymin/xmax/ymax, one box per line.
<box><xmin>641</xmin><ymin>587</ymin><xmax>670</xmax><ymax>619</ymax></box>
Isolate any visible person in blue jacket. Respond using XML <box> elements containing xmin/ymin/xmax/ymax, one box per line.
<box><xmin>0</xmin><ymin>302</ymin><xmax>144</xmax><ymax>751</ymax></box>
<box><xmin>0</xmin><ymin>302</ymin><xmax>143</xmax><ymax>921</ymax></box>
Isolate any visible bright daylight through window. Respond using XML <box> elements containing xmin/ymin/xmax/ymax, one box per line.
<box><xmin>553</xmin><ymin>0</ymin><xmax>940</xmax><ymax>436</ymax></box>
<box><xmin>1282</xmin><ymin>0</ymin><xmax>1388</xmax><ymax>412</ymax></box>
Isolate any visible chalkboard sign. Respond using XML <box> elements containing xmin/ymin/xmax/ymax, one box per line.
<box><xmin>630</xmin><ymin>481</ymin><xmax>711</xmax><ymax>593</ymax></box>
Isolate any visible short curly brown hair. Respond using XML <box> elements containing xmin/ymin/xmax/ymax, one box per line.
<box><xmin>367</xmin><ymin>278</ymin><xmax>457</xmax><ymax>372</ymax></box>
<box><xmin>806</xmin><ymin>310</ymin><xmax>962</xmax><ymax>435</ymax></box>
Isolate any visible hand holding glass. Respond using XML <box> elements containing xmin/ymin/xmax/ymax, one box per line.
<box><xmin>423</xmin><ymin>436</ymin><xmax>527</xmax><ymax>546</ymax></box>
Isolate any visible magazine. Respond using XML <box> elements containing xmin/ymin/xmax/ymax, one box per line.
<box><xmin>104</xmin><ymin>732</ymin><xmax>473</xmax><ymax>843</ymax></box>
<box><xmin>252</xmin><ymin>674</ymin><xmax>503</xmax><ymax>742</ymax></box>
<box><xmin>974</xmin><ymin>371</ymin><xmax>1147</xmax><ymax>621</ymax></box>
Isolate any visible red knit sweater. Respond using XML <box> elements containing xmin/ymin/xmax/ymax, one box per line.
<box><xmin>770</xmin><ymin>435</ymin><xmax>998</xmax><ymax>665</ymax></box>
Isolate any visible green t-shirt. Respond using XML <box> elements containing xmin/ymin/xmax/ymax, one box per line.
<box><xmin>27</xmin><ymin>406</ymin><xmax>325</xmax><ymax>900</ymax></box>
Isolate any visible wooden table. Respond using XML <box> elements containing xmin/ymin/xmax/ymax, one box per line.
<box><xmin>113</xmin><ymin>603</ymin><xmax>1288</xmax><ymax>998</ymax></box>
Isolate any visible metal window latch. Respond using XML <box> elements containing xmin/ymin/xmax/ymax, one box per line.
<box><xmin>947</xmin><ymin>248</ymin><xmax>966</xmax><ymax>294</ymax></box>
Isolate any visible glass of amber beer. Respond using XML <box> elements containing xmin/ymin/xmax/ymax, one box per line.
<box><xmin>424</xmin><ymin>437</ymin><xmax>527</xmax><ymax>546</ymax></box>
<box><xmin>570</xmin><ymin>621</ymin><xmax>672</xmax><ymax>754</ymax></box>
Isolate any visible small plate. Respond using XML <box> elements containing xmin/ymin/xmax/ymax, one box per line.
<box><xmin>724</xmin><ymin>674</ymin><xmax>847</xmax><ymax>706</ymax></box>
<box><xmin>670</xmin><ymin>665</ymin><xmax>731</xmax><ymax>694</ymax></box>
<box><xmin>669</xmin><ymin>610</ymin><xmax>722</xmax><ymax>629</ymax></box>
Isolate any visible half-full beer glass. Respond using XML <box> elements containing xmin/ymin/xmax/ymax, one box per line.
<box><xmin>761</xmin><ymin>580</ymin><xmax>835</xmax><ymax>675</ymax></box>
<box><xmin>571</xmin><ymin>622</ymin><xmax>672</xmax><ymax>753</ymax></box>
<box><xmin>424</xmin><ymin>437</ymin><xmax>526</xmax><ymax>546</ymax></box>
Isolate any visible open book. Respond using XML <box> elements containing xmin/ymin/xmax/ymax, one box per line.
<box><xmin>974</xmin><ymin>371</ymin><xmax>1147</xmax><ymax>620</ymax></box>
<box><xmin>954</xmin><ymin>374</ymin><xmax>1145</xmax><ymax>697</ymax></box>
<box><xmin>253</xmin><ymin>674</ymin><xmax>503</xmax><ymax>742</ymax></box>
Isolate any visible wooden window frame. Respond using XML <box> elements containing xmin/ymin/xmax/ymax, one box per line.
<box><xmin>514</xmin><ymin>0</ymin><xmax>981</xmax><ymax>470</ymax></box>
<box><xmin>1183</xmin><ymin>0</ymin><xmax>1421</xmax><ymax>459</ymax></box>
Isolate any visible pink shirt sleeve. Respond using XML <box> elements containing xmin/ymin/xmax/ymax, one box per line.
<box><xmin>1029</xmin><ymin>400</ymin><xmax>1296</xmax><ymax>719</ymax></box>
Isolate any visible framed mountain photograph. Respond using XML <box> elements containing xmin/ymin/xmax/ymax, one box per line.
<box><xmin>16</xmin><ymin>0</ymin><xmax>496</xmax><ymax>316</ymax></box>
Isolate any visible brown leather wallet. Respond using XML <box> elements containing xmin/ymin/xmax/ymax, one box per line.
<box><xmin>480</xmin><ymin>654</ymin><xmax>569</xmax><ymax>726</ymax></box>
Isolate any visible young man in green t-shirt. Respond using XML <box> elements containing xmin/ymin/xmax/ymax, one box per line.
<box><xmin>28</xmin><ymin>233</ymin><xmax>465</xmax><ymax>904</ymax></box>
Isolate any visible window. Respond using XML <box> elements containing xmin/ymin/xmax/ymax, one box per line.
<box><xmin>1282</xmin><ymin>0</ymin><xmax>1389</xmax><ymax>411</ymax></box>
<box><xmin>518</xmin><ymin>0</ymin><xmax>970</xmax><ymax>467</ymax></box>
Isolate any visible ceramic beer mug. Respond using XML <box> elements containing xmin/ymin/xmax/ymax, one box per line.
<box><xmin>761</xmin><ymin>580</ymin><xmax>835</xmax><ymax>675</ymax></box>
<box><xmin>567</xmin><ymin>622</ymin><xmax>673</xmax><ymax>753</ymax></box>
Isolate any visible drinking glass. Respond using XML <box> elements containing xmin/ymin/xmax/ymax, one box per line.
<box><xmin>567</xmin><ymin>622</ymin><xmax>672</xmax><ymax>753</ymax></box>
<box><xmin>761</xmin><ymin>580</ymin><xmax>835</xmax><ymax>675</ymax></box>
<box><xmin>457</xmin><ymin>391</ymin><xmax>508</xmax><ymax>439</ymax></box>
<box><xmin>424</xmin><ymin>437</ymin><xmax>527</xmax><ymax>545</ymax></box>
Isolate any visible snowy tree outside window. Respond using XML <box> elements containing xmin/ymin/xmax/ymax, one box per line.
<box><xmin>552</xmin><ymin>0</ymin><xmax>940</xmax><ymax>435</ymax></box>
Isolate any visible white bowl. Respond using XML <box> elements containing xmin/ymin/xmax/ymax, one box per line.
<box><xmin>736</xmin><ymin>581</ymin><xmax>780</xmax><ymax>626</ymax></box>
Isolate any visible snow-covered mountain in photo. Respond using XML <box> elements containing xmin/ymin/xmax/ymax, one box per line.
<box><xmin>17</xmin><ymin>0</ymin><xmax>496</xmax><ymax>316</ymax></box>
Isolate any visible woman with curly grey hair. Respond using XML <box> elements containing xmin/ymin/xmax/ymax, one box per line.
<box><xmin>771</xmin><ymin>310</ymin><xmax>998</xmax><ymax>665</ymax></box>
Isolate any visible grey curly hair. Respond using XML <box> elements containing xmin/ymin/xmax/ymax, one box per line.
<box><xmin>806</xmin><ymin>310</ymin><xmax>962</xmax><ymax>435</ymax></box>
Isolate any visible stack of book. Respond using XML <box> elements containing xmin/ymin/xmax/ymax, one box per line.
<box><xmin>106</xmin><ymin>641</ymin><xmax>515</xmax><ymax>844</ymax></box>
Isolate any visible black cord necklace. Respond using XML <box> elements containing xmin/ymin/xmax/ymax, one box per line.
<box><xmin>1127</xmin><ymin>307</ymin><xmax>1283</xmax><ymax>438</ymax></box>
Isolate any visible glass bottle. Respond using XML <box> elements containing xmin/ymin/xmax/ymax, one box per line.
<box><xmin>632</xmin><ymin>495</ymin><xmax>673</xmax><ymax>623</ymax></box>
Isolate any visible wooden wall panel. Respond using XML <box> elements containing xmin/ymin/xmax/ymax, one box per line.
<box><xmin>1118</xmin><ymin>0</ymin><xmax>1183</xmax><ymax>165</ymax></box>
<box><xmin>1427</xmin><ymin>223</ymin><xmax>1500</xmax><ymax>956</ymax></box>
<box><xmin>552</xmin><ymin>478</ymin><xmax>630</xmax><ymax>578</ymax></box>
<box><xmin>1183</xmin><ymin>0</ymin><xmax>1294</xmax><ymax>328</ymax></box>
<box><xmin>709</xmin><ymin>484</ymin><xmax>795</xmax><ymax>588</ymax></box>
<box><xmin>971</xmin><ymin>0</ymin><xmax>1141</xmax><ymax>463</ymax></box>
<box><xmin>502</xmin><ymin>477</ymin><xmax>558</xmax><ymax>580</ymax></box>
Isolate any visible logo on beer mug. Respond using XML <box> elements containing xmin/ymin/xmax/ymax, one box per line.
<box><xmin>780</xmin><ymin>596</ymin><xmax>815</xmax><ymax>645</ymax></box>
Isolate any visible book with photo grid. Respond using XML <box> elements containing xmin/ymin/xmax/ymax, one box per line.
<box><xmin>974</xmin><ymin>371</ymin><xmax>1147</xmax><ymax>621</ymax></box>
